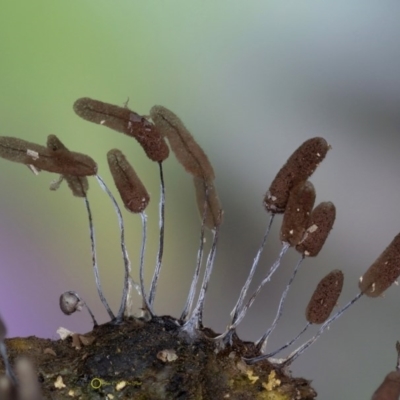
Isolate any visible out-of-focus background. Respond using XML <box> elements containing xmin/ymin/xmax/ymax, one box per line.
<box><xmin>1</xmin><ymin>2</ymin><xmax>400</xmax><ymax>398</ymax></box>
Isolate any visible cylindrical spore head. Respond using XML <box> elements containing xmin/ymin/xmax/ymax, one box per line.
<box><xmin>107</xmin><ymin>149</ymin><xmax>150</xmax><ymax>213</ymax></box>
<box><xmin>73</xmin><ymin>98</ymin><xmax>169</xmax><ymax>162</ymax></box>
<box><xmin>0</xmin><ymin>136</ymin><xmax>97</xmax><ymax>176</ymax></box>
<box><xmin>296</xmin><ymin>202</ymin><xmax>336</xmax><ymax>257</ymax></box>
<box><xmin>73</xmin><ymin>97</ymin><xmax>131</xmax><ymax>133</ymax></box>
<box><xmin>47</xmin><ymin>135</ymin><xmax>89</xmax><ymax>197</ymax></box>
<box><xmin>280</xmin><ymin>181</ymin><xmax>316</xmax><ymax>246</ymax></box>
<box><xmin>359</xmin><ymin>233</ymin><xmax>400</xmax><ymax>297</ymax></box>
<box><xmin>264</xmin><ymin>137</ymin><xmax>329</xmax><ymax>213</ymax></box>
<box><xmin>372</xmin><ymin>371</ymin><xmax>400</xmax><ymax>400</ymax></box>
<box><xmin>193</xmin><ymin>177</ymin><xmax>223</xmax><ymax>230</ymax></box>
<box><xmin>150</xmin><ymin>105</ymin><xmax>215</xmax><ymax>180</ymax></box>
<box><xmin>306</xmin><ymin>269</ymin><xmax>344</xmax><ymax>324</ymax></box>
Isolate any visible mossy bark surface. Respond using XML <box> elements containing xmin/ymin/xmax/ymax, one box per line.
<box><xmin>1</xmin><ymin>316</ymin><xmax>317</xmax><ymax>399</ymax></box>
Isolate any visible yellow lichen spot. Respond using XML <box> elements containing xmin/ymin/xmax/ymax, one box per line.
<box><xmin>54</xmin><ymin>375</ymin><xmax>66</xmax><ymax>389</ymax></box>
<box><xmin>246</xmin><ymin>369</ymin><xmax>259</xmax><ymax>384</ymax></box>
<box><xmin>258</xmin><ymin>389</ymin><xmax>289</xmax><ymax>400</ymax></box>
<box><xmin>91</xmin><ymin>378</ymin><xmax>109</xmax><ymax>389</ymax></box>
<box><xmin>262</xmin><ymin>370</ymin><xmax>281</xmax><ymax>391</ymax></box>
<box><xmin>68</xmin><ymin>390</ymin><xmax>75</xmax><ymax>397</ymax></box>
<box><xmin>115</xmin><ymin>381</ymin><xmax>127</xmax><ymax>391</ymax></box>
<box><xmin>7</xmin><ymin>338</ymin><xmax>33</xmax><ymax>352</ymax></box>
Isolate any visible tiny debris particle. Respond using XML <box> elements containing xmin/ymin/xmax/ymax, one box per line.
<box><xmin>116</xmin><ymin>381</ymin><xmax>127</xmax><ymax>391</ymax></box>
<box><xmin>49</xmin><ymin>176</ymin><xmax>64</xmax><ymax>190</ymax></box>
<box><xmin>27</xmin><ymin>149</ymin><xmax>39</xmax><ymax>160</ymax></box>
<box><xmin>43</xmin><ymin>347</ymin><xmax>57</xmax><ymax>356</ymax></box>
<box><xmin>79</xmin><ymin>334</ymin><xmax>95</xmax><ymax>346</ymax></box>
<box><xmin>107</xmin><ymin>395</ymin><xmax>114</xmax><ymax>400</ymax></box>
<box><xmin>68</xmin><ymin>390</ymin><xmax>75</xmax><ymax>397</ymax></box>
<box><xmin>54</xmin><ymin>375</ymin><xmax>66</xmax><ymax>389</ymax></box>
<box><xmin>57</xmin><ymin>327</ymin><xmax>74</xmax><ymax>340</ymax></box>
<box><xmin>28</xmin><ymin>164</ymin><xmax>40</xmax><ymax>175</ymax></box>
<box><xmin>71</xmin><ymin>333</ymin><xmax>81</xmax><ymax>349</ymax></box>
<box><xmin>100</xmin><ymin>120</ymin><xmax>106</xmax><ymax>125</ymax></box>
<box><xmin>304</xmin><ymin>250</ymin><xmax>310</xmax><ymax>256</ymax></box>
<box><xmin>307</xmin><ymin>224</ymin><xmax>318</xmax><ymax>233</ymax></box>
<box><xmin>157</xmin><ymin>349</ymin><xmax>178</xmax><ymax>362</ymax></box>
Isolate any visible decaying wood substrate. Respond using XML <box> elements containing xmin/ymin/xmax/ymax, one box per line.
<box><xmin>0</xmin><ymin>317</ymin><xmax>316</xmax><ymax>399</ymax></box>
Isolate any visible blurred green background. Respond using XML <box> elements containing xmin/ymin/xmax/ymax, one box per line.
<box><xmin>1</xmin><ymin>2</ymin><xmax>400</xmax><ymax>399</ymax></box>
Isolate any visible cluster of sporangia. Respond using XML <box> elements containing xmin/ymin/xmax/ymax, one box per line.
<box><xmin>0</xmin><ymin>98</ymin><xmax>400</xmax><ymax>399</ymax></box>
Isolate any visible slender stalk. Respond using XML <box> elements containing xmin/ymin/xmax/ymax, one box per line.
<box><xmin>233</xmin><ymin>242</ymin><xmax>290</xmax><ymax>328</ymax></box>
<box><xmin>256</xmin><ymin>255</ymin><xmax>305</xmax><ymax>352</ymax></box>
<box><xmin>282</xmin><ymin>292</ymin><xmax>364</xmax><ymax>365</ymax></box>
<box><xmin>81</xmin><ymin>301</ymin><xmax>98</xmax><ymax>327</ymax></box>
<box><xmin>216</xmin><ymin>242</ymin><xmax>290</xmax><ymax>342</ymax></box>
<box><xmin>148</xmin><ymin>162</ymin><xmax>165</xmax><ymax>307</ymax></box>
<box><xmin>96</xmin><ymin>175</ymin><xmax>140</xmax><ymax>322</ymax></box>
<box><xmin>183</xmin><ymin>216</ymin><xmax>221</xmax><ymax>332</ymax></box>
<box><xmin>83</xmin><ymin>196</ymin><xmax>115</xmax><ymax>320</ymax></box>
<box><xmin>0</xmin><ymin>342</ymin><xmax>16</xmax><ymax>384</ymax></box>
<box><xmin>230</xmin><ymin>214</ymin><xmax>275</xmax><ymax>324</ymax></box>
<box><xmin>180</xmin><ymin>186</ymin><xmax>208</xmax><ymax>322</ymax></box>
<box><xmin>139</xmin><ymin>212</ymin><xmax>153</xmax><ymax>314</ymax></box>
<box><xmin>264</xmin><ymin>322</ymin><xmax>310</xmax><ymax>359</ymax></box>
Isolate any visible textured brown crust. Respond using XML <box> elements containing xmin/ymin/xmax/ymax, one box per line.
<box><xmin>372</xmin><ymin>371</ymin><xmax>400</xmax><ymax>400</ymax></box>
<box><xmin>0</xmin><ymin>136</ymin><xmax>97</xmax><ymax>176</ymax></box>
<box><xmin>47</xmin><ymin>135</ymin><xmax>89</xmax><ymax>197</ymax></box>
<box><xmin>193</xmin><ymin>177</ymin><xmax>223</xmax><ymax>229</ymax></box>
<box><xmin>0</xmin><ymin>319</ymin><xmax>317</xmax><ymax>399</ymax></box>
<box><xmin>107</xmin><ymin>149</ymin><xmax>150</xmax><ymax>213</ymax></box>
<box><xmin>73</xmin><ymin>98</ymin><xmax>169</xmax><ymax>162</ymax></box>
<box><xmin>150</xmin><ymin>105</ymin><xmax>215</xmax><ymax>180</ymax></box>
<box><xmin>280</xmin><ymin>181</ymin><xmax>316</xmax><ymax>246</ymax></box>
<box><xmin>306</xmin><ymin>270</ymin><xmax>344</xmax><ymax>324</ymax></box>
<box><xmin>296</xmin><ymin>202</ymin><xmax>336</xmax><ymax>257</ymax></box>
<box><xmin>264</xmin><ymin>137</ymin><xmax>329</xmax><ymax>214</ymax></box>
<box><xmin>359</xmin><ymin>233</ymin><xmax>400</xmax><ymax>297</ymax></box>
